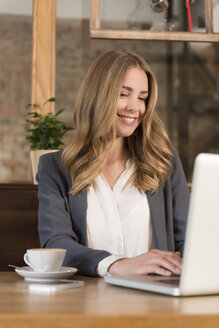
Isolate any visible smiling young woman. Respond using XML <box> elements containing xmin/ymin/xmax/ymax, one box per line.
<box><xmin>62</xmin><ymin>50</ymin><xmax>173</xmax><ymax>195</ymax></box>
<box><xmin>37</xmin><ymin>50</ymin><xmax>189</xmax><ymax>277</ymax></box>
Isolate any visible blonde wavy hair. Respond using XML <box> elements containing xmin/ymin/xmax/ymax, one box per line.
<box><xmin>62</xmin><ymin>50</ymin><xmax>173</xmax><ymax>195</ymax></box>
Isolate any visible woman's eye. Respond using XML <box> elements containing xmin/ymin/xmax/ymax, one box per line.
<box><xmin>120</xmin><ymin>93</ymin><xmax>128</xmax><ymax>97</ymax></box>
<box><xmin>139</xmin><ymin>97</ymin><xmax>146</xmax><ymax>101</ymax></box>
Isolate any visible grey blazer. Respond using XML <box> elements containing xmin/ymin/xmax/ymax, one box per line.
<box><xmin>37</xmin><ymin>149</ymin><xmax>189</xmax><ymax>276</ymax></box>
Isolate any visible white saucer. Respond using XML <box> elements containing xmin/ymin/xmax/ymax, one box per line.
<box><xmin>15</xmin><ymin>266</ymin><xmax>78</xmax><ymax>282</ymax></box>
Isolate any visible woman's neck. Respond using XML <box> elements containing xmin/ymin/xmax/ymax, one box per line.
<box><xmin>105</xmin><ymin>137</ymin><xmax>130</xmax><ymax>164</ymax></box>
<box><xmin>102</xmin><ymin>137</ymin><xmax>130</xmax><ymax>189</ymax></box>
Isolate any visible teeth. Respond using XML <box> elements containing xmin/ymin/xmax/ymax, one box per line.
<box><xmin>118</xmin><ymin>114</ymin><xmax>135</xmax><ymax>122</ymax></box>
<box><xmin>123</xmin><ymin>117</ymin><xmax>134</xmax><ymax>122</ymax></box>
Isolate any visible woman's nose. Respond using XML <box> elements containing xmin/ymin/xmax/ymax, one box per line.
<box><xmin>126</xmin><ymin>97</ymin><xmax>139</xmax><ymax>112</ymax></box>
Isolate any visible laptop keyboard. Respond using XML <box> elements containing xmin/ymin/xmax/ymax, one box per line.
<box><xmin>156</xmin><ymin>278</ymin><xmax>180</xmax><ymax>286</ymax></box>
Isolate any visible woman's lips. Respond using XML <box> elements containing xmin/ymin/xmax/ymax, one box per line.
<box><xmin>117</xmin><ymin>114</ymin><xmax>138</xmax><ymax>124</ymax></box>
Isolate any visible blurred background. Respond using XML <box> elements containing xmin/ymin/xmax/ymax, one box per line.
<box><xmin>0</xmin><ymin>0</ymin><xmax>218</xmax><ymax>182</ymax></box>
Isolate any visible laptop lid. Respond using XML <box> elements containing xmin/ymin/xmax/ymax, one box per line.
<box><xmin>104</xmin><ymin>153</ymin><xmax>219</xmax><ymax>296</ymax></box>
<box><xmin>179</xmin><ymin>153</ymin><xmax>219</xmax><ymax>295</ymax></box>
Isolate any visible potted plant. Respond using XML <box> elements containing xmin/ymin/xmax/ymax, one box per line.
<box><xmin>25</xmin><ymin>97</ymin><xmax>73</xmax><ymax>183</ymax></box>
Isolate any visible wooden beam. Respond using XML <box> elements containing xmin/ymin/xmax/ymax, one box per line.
<box><xmin>90</xmin><ymin>29</ymin><xmax>219</xmax><ymax>43</ymax></box>
<box><xmin>90</xmin><ymin>0</ymin><xmax>100</xmax><ymax>30</ymax></box>
<box><xmin>205</xmin><ymin>0</ymin><xmax>213</xmax><ymax>33</ymax></box>
<box><xmin>32</xmin><ymin>0</ymin><xmax>56</xmax><ymax>114</ymax></box>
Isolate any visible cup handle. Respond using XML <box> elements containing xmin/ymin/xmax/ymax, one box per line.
<box><xmin>23</xmin><ymin>253</ymin><xmax>31</xmax><ymax>267</ymax></box>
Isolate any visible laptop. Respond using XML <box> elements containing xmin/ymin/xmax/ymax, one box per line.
<box><xmin>104</xmin><ymin>153</ymin><xmax>219</xmax><ymax>296</ymax></box>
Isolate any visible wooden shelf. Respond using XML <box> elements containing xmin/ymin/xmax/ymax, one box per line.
<box><xmin>90</xmin><ymin>0</ymin><xmax>219</xmax><ymax>43</ymax></box>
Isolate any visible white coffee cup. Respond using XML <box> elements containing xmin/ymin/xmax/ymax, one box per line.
<box><xmin>23</xmin><ymin>248</ymin><xmax>66</xmax><ymax>272</ymax></box>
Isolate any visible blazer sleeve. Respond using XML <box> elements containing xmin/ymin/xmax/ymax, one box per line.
<box><xmin>36</xmin><ymin>152</ymin><xmax>111</xmax><ymax>276</ymax></box>
<box><xmin>169</xmin><ymin>148</ymin><xmax>190</xmax><ymax>255</ymax></box>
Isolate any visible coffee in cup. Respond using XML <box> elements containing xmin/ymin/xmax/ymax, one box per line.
<box><xmin>23</xmin><ymin>248</ymin><xmax>66</xmax><ymax>272</ymax></box>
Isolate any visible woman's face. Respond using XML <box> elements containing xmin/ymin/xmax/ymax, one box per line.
<box><xmin>115</xmin><ymin>66</ymin><xmax>149</xmax><ymax>138</ymax></box>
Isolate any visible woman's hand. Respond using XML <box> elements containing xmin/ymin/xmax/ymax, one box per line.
<box><xmin>108</xmin><ymin>249</ymin><xmax>182</xmax><ymax>276</ymax></box>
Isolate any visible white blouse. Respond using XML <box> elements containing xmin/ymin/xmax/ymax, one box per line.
<box><xmin>87</xmin><ymin>160</ymin><xmax>154</xmax><ymax>276</ymax></box>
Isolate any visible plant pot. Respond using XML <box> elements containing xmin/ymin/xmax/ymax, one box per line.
<box><xmin>30</xmin><ymin>150</ymin><xmax>58</xmax><ymax>184</ymax></box>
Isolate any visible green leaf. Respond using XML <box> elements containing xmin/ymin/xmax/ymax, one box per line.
<box><xmin>42</xmin><ymin>97</ymin><xmax>56</xmax><ymax>109</ymax></box>
<box><xmin>25</xmin><ymin>103</ymin><xmax>40</xmax><ymax>111</ymax></box>
<box><xmin>55</xmin><ymin>109</ymin><xmax>64</xmax><ymax>117</ymax></box>
<box><xmin>48</xmin><ymin>97</ymin><xmax>56</xmax><ymax>102</ymax></box>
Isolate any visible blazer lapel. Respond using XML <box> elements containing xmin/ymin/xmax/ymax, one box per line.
<box><xmin>147</xmin><ymin>186</ymin><xmax>168</xmax><ymax>250</ymax></box>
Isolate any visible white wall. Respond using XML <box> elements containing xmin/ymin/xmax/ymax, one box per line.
<box><xmin>0</xmin><ymin>0</ymin><xmax>32</xmax><ymax>15</ymax></box>
<box><xmin>0</xmin><ymin>0</ymin><xmax>88</xmax><ymax>17</ymax></box>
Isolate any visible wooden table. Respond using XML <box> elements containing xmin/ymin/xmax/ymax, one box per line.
<box><xmin>0</xmin><ymin>272</ymin><xmax>219</xmax><ymax>328</ymax></box>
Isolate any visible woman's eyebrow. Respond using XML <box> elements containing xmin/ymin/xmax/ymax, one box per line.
<box><xmin>122</xmin><ymin>85</ymin><xmax>149</xmax><ymax>94</ymax></box>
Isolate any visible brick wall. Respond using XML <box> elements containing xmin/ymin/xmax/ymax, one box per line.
<box><xmin>0</xmin><ymin>15</ymin><xmax>32</xmax><ymax>181</ymax></box>
<box><xmin>0</xmin><ymin>15</ymin><xmax>218</xmax><ymax>181</ymax></box>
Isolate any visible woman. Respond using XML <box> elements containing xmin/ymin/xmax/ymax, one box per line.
<box><xmin>37</xmin><ymin>50</ymin><xmax>189</xmax><ymax>277</ymax></box>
